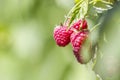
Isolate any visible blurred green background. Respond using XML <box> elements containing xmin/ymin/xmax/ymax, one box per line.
<box><xmin>0</xmin><ymin>0</ymin><xmax>119</xmax><ymax>80</ymax></box>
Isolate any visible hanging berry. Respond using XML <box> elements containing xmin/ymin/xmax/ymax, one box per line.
<box><xmin>70</xmin><ymin>30</ymin><xmax>91</xmax><ymax>64</ymax></box>
<box><xmin>53</xmin><ymin>25</ymin><xmax>71</xmax><ymax>47</ymax></box>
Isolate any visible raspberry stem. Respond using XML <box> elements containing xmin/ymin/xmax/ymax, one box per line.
<box><xmin>90</xmin><ymin>23</ymin><xmax>101</xmax><ymax>32</ymax></box>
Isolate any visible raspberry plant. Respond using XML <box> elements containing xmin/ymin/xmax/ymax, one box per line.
<box><xmin>53</xmin><ymin>0</ymin><xmax>118</xmax><ymax>80</ymax></box>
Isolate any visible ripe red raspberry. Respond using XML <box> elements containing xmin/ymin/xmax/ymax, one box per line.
<box><xmin>53</xmin><ymin>25</ymin><xmax>71</xmax><ymax>47</ymax></box>
<box><xmin>70</xmin><ymin>30</ymin><xmax>90</xmax><ymax>63</ymax></box>
<box><xmin>71</xmin><ymin>19</ymin><xmax>88</xmax><ymax>31</ymax></box>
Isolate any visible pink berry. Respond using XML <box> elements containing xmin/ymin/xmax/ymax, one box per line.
<box><xmin>70</xmin><ymin>30</ymin><xmax>89</xmax><ymax>63</ymax></box>
<box><xmin>71</xmin><ymin>19</ymin><xmax>88</xmax><ymax>31</ymax></box>
<box><xmin>53</xmin><ymin>25</ymin><xmax>71</xmax><ymax>47</ymax></box>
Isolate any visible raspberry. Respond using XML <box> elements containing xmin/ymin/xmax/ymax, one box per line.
<box><xmin>81</xmin><ymin>20</ymin><xmax>88</xmax><ymax>29</ymax></box>
<box><xmin>53</xmin><ymin>25</ymin><xmax>71</xmax><ymax>47</ymax></box>
<box><xmin>71</xmin><ymin>19</ymin><xmax>88</xmax><ymax>31</ymax></box>
<box><xmin>70</xmin><ymin>30</ymin><xmax>90</xmax><ymax>63</ymax></box>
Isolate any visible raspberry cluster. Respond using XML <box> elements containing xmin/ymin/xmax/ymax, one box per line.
<box><xmin>53</xmin><ymin>19</ymin><xmax>91</xmax><ymax>64</ymax></box>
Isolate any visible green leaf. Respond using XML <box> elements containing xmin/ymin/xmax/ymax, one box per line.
<box><xmin>93</xmin><ymin>0</ymin><xmax>113</xmax><ymax>13</ymax></box>
<box><xmin>74</xmin><ymin>0</ymin><xmax>80</xmax><ymax>4</ymax></box>
<box><xmin>69</xmin><ymin>4</ymin><xmax>81</xmax><ymax>25</ymax></box>
<box><xmin>69</xmin><ymin>0</ymin><xmax>89</xmax><ymax>25</ymax></box>
<box><xmin>64</xmin><ymin>0</ymin><xmax>83</xmax><ymax>26</ymax></box>
<box><xmin>69</xmin><ymin>8</ymin><xmax>80</xmax><ymax>25</ymax></box>
<box><xmin>79</xmin><ymin>0</ymin><xmax>88</xmax><ymax>18</ymax></box>
<box><xmin>64</xmin><ymin>0</ymin><xmax>89</xmax><ymax>26</ymax></box>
